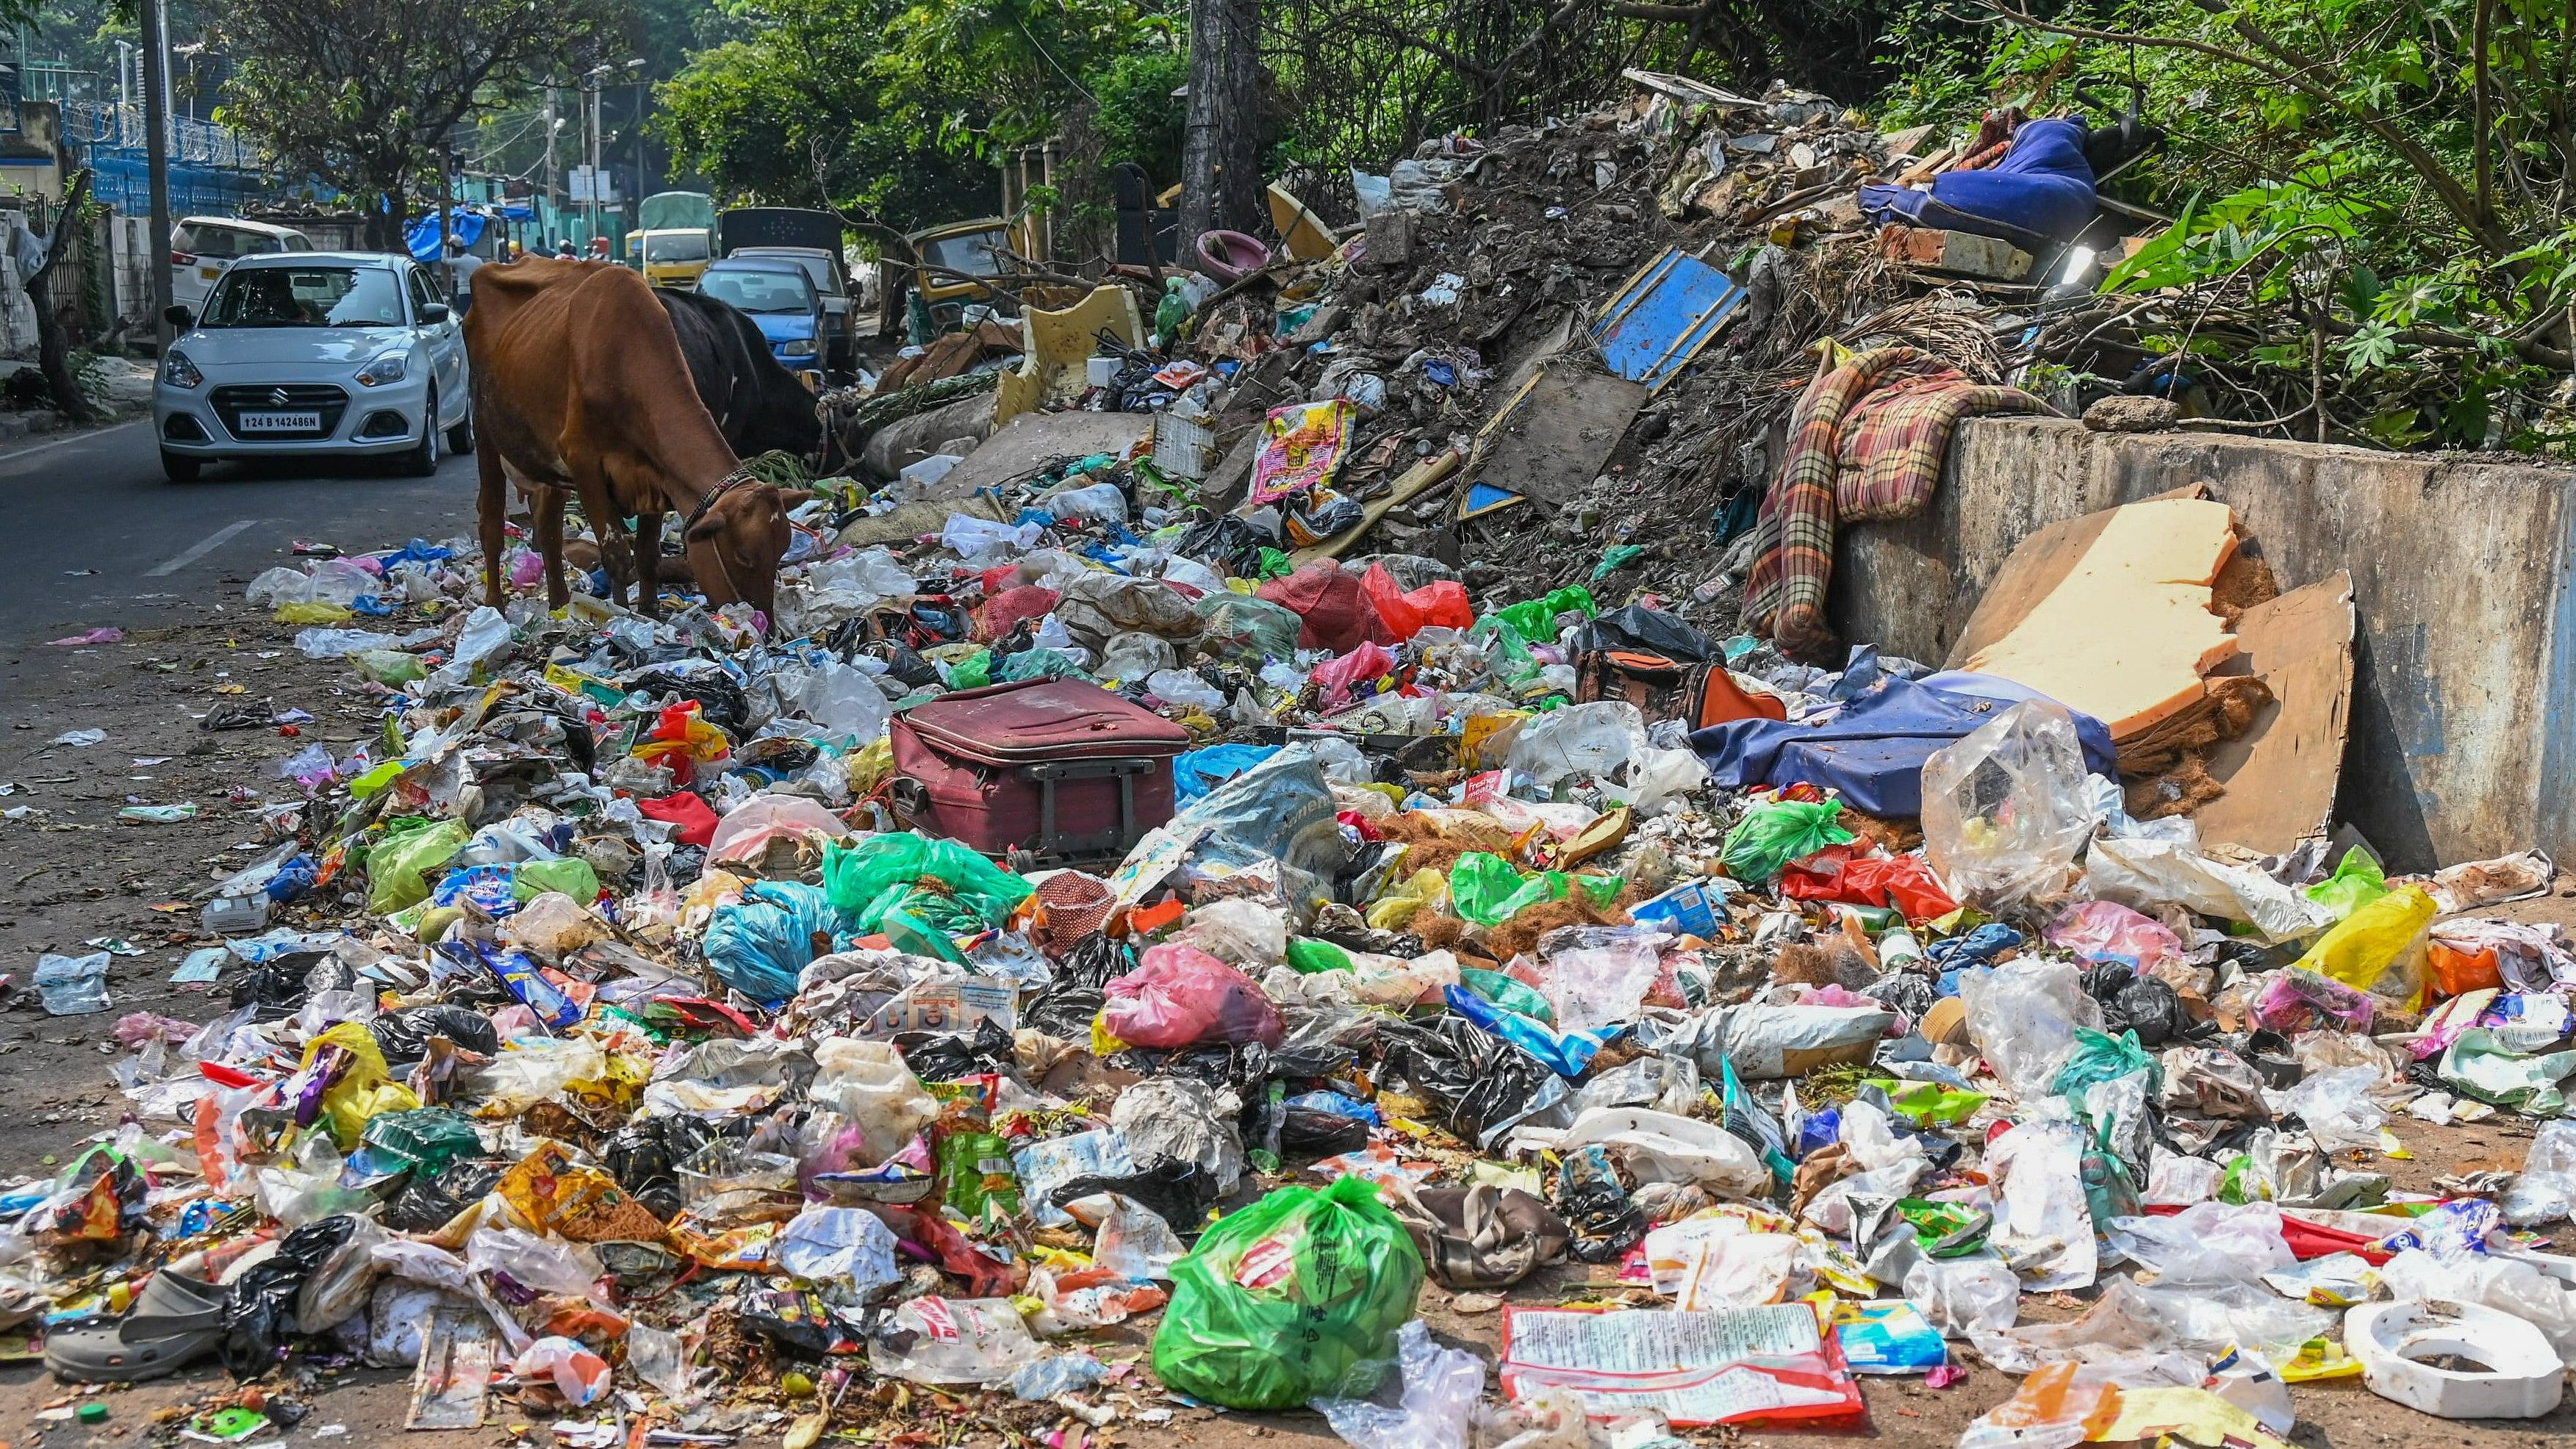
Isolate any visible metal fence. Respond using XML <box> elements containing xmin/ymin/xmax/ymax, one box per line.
<box><xmin>62</xmin><ymin>100</ymin><xmax>265</xmax><ymax>171</ymax></box>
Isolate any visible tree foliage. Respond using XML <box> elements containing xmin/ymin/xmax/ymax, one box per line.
<box><xmin>214</xmin><ymin>0</ymin><xmax>623</xmax><ymax>245</ymax></box>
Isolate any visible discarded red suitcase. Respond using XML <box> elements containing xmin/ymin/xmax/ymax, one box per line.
<box><xmin>889</xmin><ymin>679</ymin><xmax>1194</xmax><ymax>865</ymax></box>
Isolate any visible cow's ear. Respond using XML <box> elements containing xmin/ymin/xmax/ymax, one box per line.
<box><xmin>684</xmin><ymin>514</ymin><xmax>724</xmax><ymax>544</ymax></box>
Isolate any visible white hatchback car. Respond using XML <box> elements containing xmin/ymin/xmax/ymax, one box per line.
<box><xmin>154</xmin><ymin>251</ymin><xmax>473</xmax><ymax>482</ymax></box>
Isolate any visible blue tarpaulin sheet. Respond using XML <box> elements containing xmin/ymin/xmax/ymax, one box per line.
<box><xmin>1687</xmin><ymin>674</ymin><xmax>2118</xmax><ymax>817</ymax></box>
<box><xmin>403</xmin><ymin>211</ymin><xmax>492</xmax><ymax>261</ymax></box>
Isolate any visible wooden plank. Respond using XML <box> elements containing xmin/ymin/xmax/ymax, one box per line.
<box><xmin>2194</xmin><ymin>571</ymin><xmax>2356</xmax><ymax>854</ymax></box>
<box><xmin>1460</xmin><ymin>357</ymin><xmax>1647</xmax><ymax>513</ymax></box>
<box><xmin>1290</xmin><ymin>448</ymin><xmax>1463</xmax><ymax>565</ymax></box>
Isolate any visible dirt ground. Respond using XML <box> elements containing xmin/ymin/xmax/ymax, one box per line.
<box><xmin>3</xmin><ymin>557</ymin><xmax>2574</xmax><ymax>1448</ymax></box>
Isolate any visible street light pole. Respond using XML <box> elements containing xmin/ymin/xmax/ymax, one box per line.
<box><xmin>140</xmin><ymin>0</ymin><xmax>173</xmax><ymax>345</ymax></box>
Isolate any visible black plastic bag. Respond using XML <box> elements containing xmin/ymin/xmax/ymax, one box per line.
<box><xmin>381</xmin><ymin>1160</ymin><xmax>504</xmax><ymax>1234</ymax></box>
<box><xmin>1557</xmin><ymin>1146</ymin><xmax>1646</xmax><ymax>1263</ymax></box>
<box><xmin>1278</xmin><ymin>1107</ymin><xmax>1371</xmax><ymax>1157</ymax></box>
<box><xmin>738</xmin><ymin>1287</ymin><xmax>850</xmax><ymax>1356</ymax></box>
<box><xmin>1377</xmin><ymin>1016</ymin><xmax>1555</xmax><ymax>1145</ymax></box>
<box><xmin>602</xmin><ymin>1116</ymin><xmax>720</xmax><ymax>1221</ymax></box>
<box><xmin>228</xmin><ymin>950</ymin><xmax>347</xmax><ymax>1020</ymax></box>
<box><xmin>1865</xmin><ymin>969</ymin><xmax>1941</xmax><ymax>1020</ymax></box>
<box><xmin>368</xmin><ymin>1003</ymin><xmax>501</xmax><ymax>1063</ymax></box>
<box><xmin>1055</xmin><ymin>932</ymin><xmax>1134</xmax><ymax>990</ymax></box>
<box><xmin>220</xmin><ymin>1215</ymin><xmax>357</xmax><ymax>1376</ymax></box>
<box><xmin>1051</xmin><ymin>1162</ymin><xmax>1218</xmax><ymax>1232</ymax></box>
<box><xmin>1022</xmin><ymin>982</ymin><xmax>1105</xmax><ymax>1040</ymax></box>
<box><xmin>2081</xmin><ymin>962</ymin><xmax>2195</xmax><ymax>1048</ymax></box>
<box><xmin>624</xmin><ymin>669</ymin><xmax>752</xmax><ymax>733</ymax></box>
<box><xmin>1571</xmin><ymin>603</ymin><xmax>1715</xmax><ymax>661</ymax></box>
<box><xmin>895</xmin><ymin>1019</ymin><xmax>1016</xmax><ymax>1082</ymax></box>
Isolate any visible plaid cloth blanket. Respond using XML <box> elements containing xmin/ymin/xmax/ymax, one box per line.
<box><xmin>1742</xmin><ymin>347</ymin><xmax>2044</xmax><ymax>656</ymax></box>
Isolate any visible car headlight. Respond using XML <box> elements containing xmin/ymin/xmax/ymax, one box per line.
<box><xmin>159</xmin><ymin>348</ymin><xmax>203</xmax><ymax>389</ymax></box>
<box><xmin>354</xmin><ymin>350</ymin><xmax>410</xmax><ymax>386</ymax></box>
<box><xmin>782</xmin><ymin>337</ymin><xmax>817</xmax><ymax>356</ymax></box>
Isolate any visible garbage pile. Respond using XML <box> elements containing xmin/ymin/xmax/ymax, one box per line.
<box><xmin>10</xmin><ymin>414</ymin><xmax>2576</xmax><ymax>1448</ymax></box>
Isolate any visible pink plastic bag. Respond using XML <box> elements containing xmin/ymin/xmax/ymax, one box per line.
<box><xmin>1313</xmin><ymin>641</ymin><xmax>1397</xmax><ymax>711</ymax></box>
<box><xmin>2249</xmin><ymin>967</ymin><xmax>2375</xmax><ymax>1035</ymax></box>
<box><xmin>1102</xmin><ymin>944</ymin><xmax>1285</xmax><ymax>1049</ymax></box>
<box><xmin>2043</xmin><ymin>900</ymin><xmax>2184</xmax><ymax>971</ymax></box>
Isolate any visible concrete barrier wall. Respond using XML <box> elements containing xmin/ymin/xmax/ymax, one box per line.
<box><xmin>1827</xmin><ymin>415</ymin><xmax>2573</xmax><ymax>871</ymax></box>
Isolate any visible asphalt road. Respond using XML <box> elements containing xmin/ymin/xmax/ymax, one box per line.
<box><xmin>0</xmin><ymin>419</ymin><xmax>484</xmax><ymax>641</ymax></box>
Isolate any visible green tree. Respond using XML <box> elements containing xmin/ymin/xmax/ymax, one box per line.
<box><xmin>214</xmin><ymin>0</ymin><xmax>623</xmax><ymax>246</ymax></box>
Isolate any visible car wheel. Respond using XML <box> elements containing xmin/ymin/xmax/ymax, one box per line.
<box><xmin>160</xmin><ymin>448</ymin><xmax>203</xmax><ymax>483</ymax></box>
<box><xmin>445</xmin><ymin>397</ymin><xmax>476</xmax><ymax>455</ymax></box>
<box><xmin>403</xmin><ymin>389</ymin><xmax>442</xmax><ymax>476</ymax></box>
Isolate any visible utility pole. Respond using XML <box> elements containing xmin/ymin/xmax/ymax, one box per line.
<box><xmin>140</xmin><ymin>0</ymin><xmax>173</xmax><ymax>344</ymax></box>
<box><xmin>586</xmin><ymin>71</ymin><xmax>603</xmax><ymax>246</ymax></box>
<box><xmin>542</xmin><ymin>90</ymin><xmax>559</xmax><ymax>245</ymax></box>
<box><xmin>632</xmin><ymin>79</ymin><xmax>647</xmax><ymax>224</ymax></box>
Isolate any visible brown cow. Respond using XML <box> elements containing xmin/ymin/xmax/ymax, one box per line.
<box><xmin>464</xmin><ymin>259</ymin><xmax>789</xmax><ymax>624</ymax></box>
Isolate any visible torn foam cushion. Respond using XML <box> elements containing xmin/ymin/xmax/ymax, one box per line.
<box><xmin>1958</xmin><ymin>497</ymin><xmax>2242</xmax><ymax>739</ymax></box>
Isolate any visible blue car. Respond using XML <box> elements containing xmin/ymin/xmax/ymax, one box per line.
<box><xmin>697</xmin><ymin>258</ymin><xmax>825</xmax><ymax>378</ymax></box>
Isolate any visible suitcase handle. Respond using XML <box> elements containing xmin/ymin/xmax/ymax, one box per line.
<box><xmin>1030</xmin><ymin>758</ymin><xmax>1149</xmax><ymax>863</ymax></box>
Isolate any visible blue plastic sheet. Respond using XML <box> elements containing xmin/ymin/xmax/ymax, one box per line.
<box><xmin>702</xmin><ymin>880</ymin><xmax>847</xmax><ymax>1003</ymax></box>
<box><xmin>1687</xmin><ymin>675</ymin><xmax>2117</xmax><ymax>817</ymax></box>
<box><xmin>1174</xmin><ymin>743</ymin><xmax>1283</xmax><ymax>807</ymax></box>
<box><xmin>403</xmin><ymin>210</ymin><xmax>492</xmax><ymax>262</ymax></box>
<box><xmin>1443</xmin><ymin>985</ymin><xmax>1605</xmax><ymax>1079</ymax></box>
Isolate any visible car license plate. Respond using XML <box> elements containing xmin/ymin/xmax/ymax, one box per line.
<box><xmin>200</xmin><ymin>266</ymin><xmax>221</xmax><ymax>279</ymax></box>
<box><xmin>237</xmin><ymin>410</ymin><xmax>321</xmax><ymax>433</ymax></box>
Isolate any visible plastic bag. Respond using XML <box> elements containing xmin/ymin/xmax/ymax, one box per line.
<box><xmin>33</xmin><ymin>951</ymin><xmax>111</xmax><ymax>1015</ymax></box>
<box><xmin>1903</xmin><ymin>1254</ymin><xmax>2019</xmax><ymax>1337</ymax></box>
<box><xmin>809</xmin><ymin>1038</ymin><xmax>938</xmax><ymax>1160</ymax></box>
<box><xmin>1170</xmin><ymin>898</ymin><xmax>1290</xmax><ymax>968</ymax></box>
<box><xmin>822</xmin><ymin>831</ymin><xmax>1033</xmax><ymax>935</ymax></box>
<box><xmin>2504</xmin><ymin>1118</ymin><xmax>2576</xmax><ymax>1226</ymax></box>
<box><xmin>2305</xmin><ymin>846</ymin><xmax>2389</xmax><ymax>918</ymax></box>
<box><xmin>1920</xmin><ymin>700</ymin><xmax>2098</xmax><ymax>910</ymax></box>
<box><xmin>365</xmin><ymin>818</ymin><xmax>471</xmax><ymax>915</ymax></box>
<box><xmin>1150</xmin><ymin>1176</ymin><xmax>1425</xmax><ymax>1409</ymax></box>
<box><xmin>871</xmin><ymin>1295</ymin><xmax>1044</xmax><ymax>1384</ymax></box>
<box><xmin>775</xmin><ymin>1204</ymin><xmax>903</xmax><ymax>1300</ymax></box>
<box><xmin>1311</xmin><ymin>1319</ymin><xmax>1483</xmax><ymax>1448</ymax></box>
<box><xmin>514</xmin><ymin>1335</ymin><xmax>611</xmax><ymax>1406</ymax></box>
<box><xmin>1102</xmin><ymin>944</ymin><xmax>1285</xmax><ymax>1049</ymax></box>
<box><xmin>1986</xmin><ymin>1119</ymin><xmax>2096</xmax><ymax>1291</ymax></box>
<box><xmin>2045</xmin><ymin>900</ymin><xmax>2182</xmax><ymax>970</ymax></box>
<box><xmin>2084</xmin><ymin>836</ymin><xmax>2331</xmax><ymax>943</ymax></box>
<box><xmin>1961</xmin><ymin>959</ymin><xmax>2103</xmax><ymax>1104</ymax></box>
<box><xmin>702</xmin><ymin>880</ymin><xmax>841</xmax><ymax>1002</ymax></box>
<box><xmin>1720</xmin><ymin>799</ymin><xmax>1854</xmax><ymax>883</ymax></box>
<box><xmin>2287</xmin><ymin>883</ymin><xmax>2435</xmax><ymax>991</ymax></box>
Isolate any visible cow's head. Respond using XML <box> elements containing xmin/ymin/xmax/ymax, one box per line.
<box><xmin>685</xmin><ymin>479</ymin><xmax>791</xmax><ymax>630</ymax></box>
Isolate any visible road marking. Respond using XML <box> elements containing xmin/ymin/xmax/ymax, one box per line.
<box><xmin>0</xmin><ymin>419</ymin><xmax>143</xmax><ymax>467</ymax></box>
<box><xmin>146</xmin><ymin>518</ymin><xmax>263</xmax><ymax>578</ymax></box>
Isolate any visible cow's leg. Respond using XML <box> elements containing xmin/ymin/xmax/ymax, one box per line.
<box><xmin>534</xmin><ymin>484</ymin><xmax>570</xmax><ymax>611</ymax></box>
<box><xmin>567</xmin><ymin>457</ymin><xmax>629</xmax><ymax>608</ymax></box>
<box><xmin>632</xmin><ymin>508</ymin><xmax>664</xmax><ymax>619</ymax></box>
<box><xmin>476</xmin><ymin>440</ymin><xmax>509</xmax><ymax>608</ymax></box>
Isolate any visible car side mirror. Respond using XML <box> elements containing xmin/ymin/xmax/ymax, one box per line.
<box><xmin>162</xmin><ymin>304</ymin><xmax>193</xmax><ymax>330</ymax></box>
<box><xmin>418</xmin><ymin>302</ymin><xmax>451</xmax><ymax>324</ymax></box>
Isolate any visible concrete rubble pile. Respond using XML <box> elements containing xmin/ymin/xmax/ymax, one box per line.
<box><xmin>11</xmin><ymin>73</ymin><xmax>2576</xmax><ymax>1449</ymax></box>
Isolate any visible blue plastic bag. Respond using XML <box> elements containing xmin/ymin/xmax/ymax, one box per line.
<box><xmin>703</xmin><ymin>880</ymin><xmax>845</xmax><ymax>1002</ymax></box>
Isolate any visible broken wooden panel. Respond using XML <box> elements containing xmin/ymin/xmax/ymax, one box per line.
<box><xmin>1457</xmin><ymin>357</ymin><xmax>1646</xmax><ymax>514</ymax></box>
<box><xmin>2192</xmin><ymin>571</ymin><xmax>2356</xmax><ymax>854</ymax></box>
<box><xmin>1949</xmin><ymin>495</ymin><xmax>2242</xmax><ymax>739</ymax></box>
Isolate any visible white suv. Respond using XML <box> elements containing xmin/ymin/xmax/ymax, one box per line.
<box><xmin>153</xmin><ymin>252</ymin><xmax>473</xmax><ymax>482</ymax></box>
<box><xmin>170</xmin><ymin>217</ymin><xmax>312</xmax><ymax>314</ymax></box>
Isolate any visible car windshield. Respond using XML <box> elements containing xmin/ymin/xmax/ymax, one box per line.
<box><xmin>701</xmin><ymin>268</ymin><xmax>814</xmax><ymax>314</ymax></box>
<box><xmin>174</xmin><ymin>223</ymin><xmax>276</xmax><ymax>259</ymax></box>
<box><xmin>648</xmin><ymin>232</ymin><xmax>711</xmax><ymax>263</ymax></box>
<box><xmin>919</xmin><ymin>230</ymin><xmax>1008</xmax><ymax>278</ymax></box>
<box><xmin>200</xmin><ymin>266</ymin><xmax>406</xmax><ymax>328</ymax></box>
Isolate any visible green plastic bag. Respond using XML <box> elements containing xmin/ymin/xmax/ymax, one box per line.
<box><xmin>1150</xmin><ymin>1176</ymin><xmax>1424</xmax><ymax>1409</ymax></box>
<box><xmin>936</xmin><ymin>1129</ymin><xmax>1022</xmax><ymax>1218</ymax></box>
<box><xmin>365</xmin><ymin>817</ymin><xmax>471</xmax><ymax>915</ymax></box>
<box><xmin>945</xmin><ymin>650</ymin><xmax>992</xmax><ymax>690</ymax></box>
<box><xmin>1449</xmin><ymin>852</ymin><xmax>1540</xmax><ymax>927</ymax></box>
<box><xmin>1719</xmin><ymin>799</ymin><xmax>1854</xmax><ymax>882</ymax></box>
<box><xmin>514</xmin><ymin>857</ymin><xmax>601</xmax><ymax>903</ymax></box>
<box><xmin>822</xmin><ymin>831</ymin><xmax>1034</xmax><ymax>935</ymax></box>
<box><xmin>1285</xmin><ymin>938</ymin><xmax>1356</xmax><ymax>974</ymax></box>
<box><xmin>2051</xmin><ymin>1026</ymin><xmax>2161</xmax><ymax>1106</ymax></box>
<box><xmin>1461</xmin><ymin>967</ymin><xmax>1554</xmax><ymax>1023</ymax></box>
<box><xmin>2304</xmin><ymin>846</ymin><xmax>2389</xmax><ymax>920</ymax></box>
<box><xmin>1490</xmin><ymin>584</ymin><xmax>1596</xmax><ymax>643</ymax></box>
<box><xmin>354</xmin><ymin>1107</ymin><xmax>487</xmax><ymax>1179</ymax></box>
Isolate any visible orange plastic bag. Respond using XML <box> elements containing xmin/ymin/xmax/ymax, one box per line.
<box><xmin>2427</xmin><ymin>938</ymin><xmax>2506</xmax><ymax>999</ymax></box>
<box><xmin>1360</xmin><ymin>566</ymin><xmax>1474</xmax><ymax>642</ymax></box>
